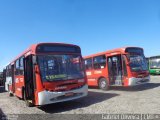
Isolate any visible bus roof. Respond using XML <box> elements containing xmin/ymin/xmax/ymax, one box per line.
<box><xmin>8</xmin><ymin>42</ymin><xmax>80</xmax><ymax>65</ymax></box>
<box><xmin>84</xmin><ymin>46</ymin><xmax>143</xmax><ymax>59</ymax></box>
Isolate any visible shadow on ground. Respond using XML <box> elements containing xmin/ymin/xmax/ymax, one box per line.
<box><xmin>109</xmin><ymin>83</ymin><xmax>160</xmax><ymax>92</ymax></box>
<box><xmin>150</xmin><ymin>75</ymin><xmax>160</xmax><ymax>76</ymax></box>
<box><xmin>88</xmin><ymin>83</ymin><xmax>160</xmax><ymax>92</ymax></box>
<box><xmin>39</xmin><ymin>91</ymin><xmax>119</xmax><ymax>113</ymax></box>
<box><xmin>0</xmin><ymin>108</ymin><xmax>6</xmax><ymax>119</ymax></box>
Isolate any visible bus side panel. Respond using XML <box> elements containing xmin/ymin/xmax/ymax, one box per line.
<box><xmin>34</xmin><ymin>65</ymin><xmax>44</xmax><ymax>105</ymax></box>
<box><xmin>86</xmin><ymin>70</ymin><xmax>98</xmax><ymax>86</ymax></box>
<box><xmin>14</xmin><ymin>75</ymin><xmax>25</xmax><ymax>98</ymax></box>
<box><xmin>93</xmin><ymin>68</ymin><xmax>108</xmax><ymax>86</ymax></box>
<box><xmin>122</xmin><ymin>55</ymin><xmax>130</xmax><ymax>87</ymax></box>
<box><xmin>86</xmin><ymin>68</ymin><xmax>108</xmax><ymax>87</ymax></box>
<box><xmin>123</xmin><ymin>57</ymin><xmax>132</xmax><ymax>86</ymax></box>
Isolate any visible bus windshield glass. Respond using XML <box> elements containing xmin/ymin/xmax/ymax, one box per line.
<box><xmin>150</xmin><ymin>58</ymin><xmax>160</xmax><ymax>69</ymax></box>
<box><xmin>37</xmin><ymin>55</ymin><xmax>85</xmax><ymax>82</ymax></box>
<box><xmin>128</xmin><ymin>54</ymin><xmax>148</xmax><ymax>72</ymax></box>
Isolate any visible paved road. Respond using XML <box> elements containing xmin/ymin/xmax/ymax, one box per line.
<box><xmin>0</xmin><ymin>76</ymin><xmax>160</xmax><ymax>119</ymax></box>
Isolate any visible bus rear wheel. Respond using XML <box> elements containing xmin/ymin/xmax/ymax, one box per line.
<box><xmin>99</xmin><ymin>78</ymin><xmax>109</xmax><ymax>91</ymax></box>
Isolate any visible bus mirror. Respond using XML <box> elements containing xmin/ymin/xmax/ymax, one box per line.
<box><xmin>33</xmin><ymin>56</ymin><xmax>37</xmax><ymax>65</ymax></box>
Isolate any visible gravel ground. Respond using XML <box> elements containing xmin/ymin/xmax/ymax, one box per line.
<box><xmin>0</xmin><ymin>76</ymin><xmax>160</xmax><ymax>119</ymax></box>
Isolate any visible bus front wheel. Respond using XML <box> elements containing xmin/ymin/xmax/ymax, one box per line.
<box><xmin>9</xmin><ymin>92</ymin><xmax>13</xmax><ymax>97</ymax></box>
<box><xmin>23</xmin><ymin>90</ymin><xmax>34</xmax><ymax>107</ymax></box>
<box><xmin>25</xmin><ymin>100</ymin><xmax>34</xmax><ymax>107</ymax></box>
<box><xmin>99</xmin><ymin>78</ymin><xmax>109</xmax><ymax>91</ymax></box>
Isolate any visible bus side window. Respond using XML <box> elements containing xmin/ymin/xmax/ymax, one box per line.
<box><xmin>6</xmin><ymin>66</ymin><xmax>9</xmax><ymax>77</ymax></box>
<box><xmin>15</xmin><ymin>59</ymin><xmax>20</xmax><ymax>75</ymax></box>
<box><xmin>85</xmin><ymin>58</ymin><xmax>92</xmax><ymax>70</ymax></box>
<box><xmin>108</xmin><ymin>58</ymin><xmax>112</xmax><ymax>75</ymax></box>
<box><xmin>19</xmin><ymin>57</ymin><xmax>24</xmax><ymax>75</ymax></box>
<box><xmin>8</xmin><ymin>65</ymin><xmax>12</xmax><ymax>77</ymax></box>
<box><xmin>122</xmin><ymin>55</ymin><xmax>128</xmax><ymax>76</ymax></box>
<box><xmin>93</xmin><ymin>55</ymin><xmax>106</xmax><ymax>69</ymax></box>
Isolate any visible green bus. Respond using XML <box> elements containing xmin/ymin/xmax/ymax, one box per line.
<box><xmin>148</xmin><ymin>56</ymin><xmax>160</xmax><ymax>75</ymax></box>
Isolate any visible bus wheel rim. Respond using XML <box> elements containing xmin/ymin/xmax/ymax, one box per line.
<box><xmin>101</xmin><ymin>81</ymin><xmax>106</xmax><ymax>88</ymax></box>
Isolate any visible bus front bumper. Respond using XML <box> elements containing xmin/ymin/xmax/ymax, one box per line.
<box><xmin>38</xmin><ymin>84</ymin><xmax>88</xmax><ymax>106</ymax></box>
<box><xmin>149</xmin><ymin>69</ymin><xmax>160</xmax><ymax>75</ymax></box>
<box><xmin>128</xmin><ymin>76</ymin><xmax>150</xmax><ymax>86</ymax></box>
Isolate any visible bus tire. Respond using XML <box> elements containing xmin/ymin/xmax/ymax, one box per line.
<box><xmin>22</xmin><ymin>87</ymin><xmax>25</xmax><ymax>100</ymax></box>
<box><xmin>25</xmin><ymin>100</ymin><xmax>34</xmax><ymax>107</ymax></box>
<box><xmin>9</xmin><ymin>92</ymin><xmax>13</xmax><ymax>97</ymax></box>
<box><xmin>98</xmin><ymin>78</ymin><xmax>109</xmax><ymax>91</ymax></box>
<box><xmin>9</xmin><ymin>88</ymin><xmax>13</xmax><ymax>97</ymax></box>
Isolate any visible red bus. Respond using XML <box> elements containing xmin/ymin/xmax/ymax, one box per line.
<box><xmin>84</xmin><ymin>47</ymin><xmax>150</xmax><ymax>90</ymax></box>
<box><xmin>5</xmin><ymin>43</ymin><xmax>88</xmax><ymax>107</ymax></box>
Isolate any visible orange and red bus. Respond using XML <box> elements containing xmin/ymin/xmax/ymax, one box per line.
<box><xmin>84</xmin><ymin>47</ymin><xmax>150</xmax><ymax>90</ymax></box>
<box><xmin>5</xmin><ymin>43</ymin><xmax>88</xmax><ymax>106</ymax></box>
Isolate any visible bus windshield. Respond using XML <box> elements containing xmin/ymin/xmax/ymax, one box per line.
<box><xmin>150</xmin><ymin>58</ymin><xmax>160</xmax><ymax>69</ymax></box>
<box><xmin>128</xmin><ymin>54</ymin><xmax>148</xmax><ymax>72</ymax></box>
<box><xmin>38</xmin><ymin>55</ymin><xmax>85</xmax><ymax>82</ymax></box>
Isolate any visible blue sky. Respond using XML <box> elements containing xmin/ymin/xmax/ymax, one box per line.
<box><xmin>0</xmin><ymin>0</ymin><xmax>160</xmax><ymax>70</ymax></box>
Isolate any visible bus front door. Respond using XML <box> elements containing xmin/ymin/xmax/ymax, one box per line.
<box><xmin>24</xmin><ymin>55</ymin><xmax>35</xmax><ymax>105</ymax></box>
<box><xmin>108</xmin><ymin>55</ymin><xmax>123</xmax><ymax>86</ymax></box>
<box><xmin>11</xmin><ymin>65</ymin><xmax>15</xmax><ymax>93</ymax></box>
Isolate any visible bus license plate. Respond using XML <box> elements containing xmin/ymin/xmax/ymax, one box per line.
<box><xmin>65</xmin><ymin>92</ymin><xmax>74</xmax><ymax>97</ymax></box>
